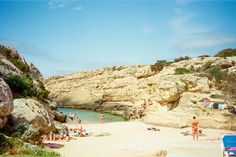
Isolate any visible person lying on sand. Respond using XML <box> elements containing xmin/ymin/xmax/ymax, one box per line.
<box><xmin>78</xmin><ymin>125</ymin><xmax>89</xmax><ymax>137</ymax></box>
<box><xmin>181</xmin><ymin>129</ymin><xmax>205</xmax><ymax>136</ymax></box>
<box><xmin>147</xmin><ymin>127</ymin><xmax>160</xmax><ymax>131</ymax></box>
<box><xmin>69</xmin><ymin>128</ymin><xmax>79</xmax><ymax>136</ymax></box>
<box><xmin>42</xmin><ymin>132</ymin><xmax>71</xmax><ymax>142</ymax></box>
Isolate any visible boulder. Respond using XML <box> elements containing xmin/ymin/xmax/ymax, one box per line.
<box><xmin>53</xmin><ymin>111</ymin><xmax>67</xmax><ymax>123</ymax></box>
<box><xmin>157</xmin><ymin>81</ymin><xmax>180</xmax><ymax>103</ymax></box>
<box><xmin>0</xmin><ymin>78</ymin><xmax>13</xmax><ymax>129</ymax></box>
<box><xmin>10</xmin><ymin>98</ymin><xmax>53</xmax><ymax>142</ymax></box>
<box><xmin>54</xmin><ymin>121</ymin><xmax>68</xmax><ymax>136</ymax></box>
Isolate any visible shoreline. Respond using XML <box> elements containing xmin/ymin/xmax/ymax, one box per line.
<box><xmin>53</xmin><ymin>121</ymin><xmax>225</xmax><ymax>157</ymax></box>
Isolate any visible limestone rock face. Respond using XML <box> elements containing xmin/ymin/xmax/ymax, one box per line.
<box><xmin>29</xmin><ymin>63</ymin><xmax>43</xmax><ymax>81</ymax></box>
<box><xmin>144</xmin><ymin>92</ymin><xmax>236</xmax><ymax>130</ymax></box>
<box><xmin>10</xmin><ymin>98</ymin><xmax>53</xmax><ymax>141</ymax></box>
<box><xmin>0</xmin><ymin>78</ymin><xmax>13</xmax><ymax>129</ymax></box>
<box><xmin>0</xmin><ymin>58</ymin><xmax>23</xmax><ymax>78</ymax></box>
<box><xmin>45</xmin><ymin>56</ymin><xmax>236</xmax><ymax>130</ymax></box>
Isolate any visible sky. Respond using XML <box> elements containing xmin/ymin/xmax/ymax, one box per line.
<box><xmin>0</xmin><ymin>0</ymin><xmax>236</xmax><ymax>77</ymax></box>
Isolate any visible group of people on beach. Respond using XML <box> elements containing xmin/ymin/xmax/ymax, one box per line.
<box><xmin>42</xmin><ymin>111</ymin><xmax>105</xmax><ymax>142</ymax></box>
<box><xmin>129</xmin><ymin>99</ymin><xmax>153</xmax><ymax>119</ymax></box>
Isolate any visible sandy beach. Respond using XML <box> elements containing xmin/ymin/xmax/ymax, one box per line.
<box><xmin>54</xmin><ymin>121</ymin><xmax>224</xmax><ymax>157</ymax></box>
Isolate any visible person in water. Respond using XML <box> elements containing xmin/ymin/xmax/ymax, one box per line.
<box><xmin>191</xmin><ymin>116</ymin><xmax>199</xmax><ymax>141</ymax></box>
<box><xmin>100</xmin><ymin>111</ymin><xmax>104</xmax><ymax>123</ymax></box>
<box><xmin>77</xmin><ymin>116</ymin><xmax>81</xmax><ymax>124</ymax></box>
<box><xmin>69</xmin><ymin>113</ymin><xmax>75</xmax><ymax>123</ymax></box>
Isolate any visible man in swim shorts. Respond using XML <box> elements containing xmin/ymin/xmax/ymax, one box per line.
<box><xmin>192</xmin><ymin>116</ymin><xmax>199</xmax><ymax>141</ymax></box>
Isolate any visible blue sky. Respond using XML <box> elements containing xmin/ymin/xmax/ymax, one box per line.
<box><xmin>0</xmin><ymin>0</ymin><xmax>236</xmax><ymax>76</ymax></box>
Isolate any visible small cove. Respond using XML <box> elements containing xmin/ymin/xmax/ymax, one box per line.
<box><xmin>58</xmin><ymin>107</ymin><xmax>126</xmax><ymax>124</ymax></box>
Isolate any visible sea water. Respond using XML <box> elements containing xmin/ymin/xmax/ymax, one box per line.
<box><xmin>58</xmin><ymin>107</ymin><xmax>126</xmax><ymax>124</ymax></box>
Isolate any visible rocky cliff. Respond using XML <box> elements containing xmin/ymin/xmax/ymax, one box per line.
<box><xmin>45</xmin><ymin>56</ymin><xmax>236</xmax><ymax>130</ymax></box>
<box><xmin>0</xmin><ymin>45</ymin><xmax>67</xmax><ymax>145</ymax></box>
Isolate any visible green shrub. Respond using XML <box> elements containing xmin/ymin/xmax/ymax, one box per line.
<box><xmin>210</xmin><ymin>94</ymin><xmax>222</xmax><ymax>99</ymax></box>
<box><xmin>215</xmin><ymin>48</ymin><xmax>236</xmax><ymax>57</ymax></box>
<box><xmin>150</xmin><ymin>60</ymin><xmax>172</xmax><ymax>72</ymax></box>
<box><xmin>0</xmin><ymin>133</ymin><xmax>23</xmax><ymax>155</ymax></box>
<box><xmin>10</xmin><ymin>58</ymin><xmax>29</xmax><ymax>73</ymax></box>
<box><xmin>5</xmin><ymin>74</ymin><xmax>48</xmax><ymax>100</ymax></box>
<box><xmin>198</xmin><ymin>61</ymin><xmax>213</xmax><ymax>72</ymax></box>
<box><xmin>174</xmin><ymin>56</ymin><xmax>191</xmax><ymax>62</ymax></box>
<box><xmin>198</xmin><ymin>55</ymin><xmax>210</xmax><ymax>58</ymax></box>
<box><xmin>112</xmin><ymin>66</ymin><xmax>125</xmax><ymax>71</ymax></box>
<box><xmin>0</xmin><ymin>47</ymin><xmax>12</xmax><ymax>58</ymax></box>
<box><xmin>0</xmin><ymin>133</ymin><xmax>60</xmax><ymax>156</ymax></box>
<box><xmin>175</xmin><ymin>68</ymin><xmax>191</xmax><ymax>75</ymax></box>
<box><xmin>5</xmin><ymin>74</ymin><xmax>33</xmax><ymax>98</ymax></box>
<box><xmin>208</xmin><ymin>67</ymin><xmax>224</xmax><ymax>82</ymax></box>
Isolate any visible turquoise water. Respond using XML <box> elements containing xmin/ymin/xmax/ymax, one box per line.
<box><xmin>58</xmin><ymin>107</ymin><xmax>126</xmax><ymax>124</ymax></box>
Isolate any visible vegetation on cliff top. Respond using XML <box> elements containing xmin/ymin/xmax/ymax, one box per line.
<box><xmin>215</xmin><ymin>48</ymin><xmax>236</xmax><ymax>57</ymax></box>
<box><xmin>150</xmin><ymin>60</ymin><xmax>172</xmax><ymax>72</ymax></box>
<box><xmin>174</xmin><ymin>56</ymin><xmax>191</xmax><ymax>62</ymax></box>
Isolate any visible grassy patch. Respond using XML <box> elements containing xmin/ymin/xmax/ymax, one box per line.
<box><xmin>0</xmin><ymin>133</ymin><xmax>60</xmax><ymax>156</ymax></box>
<box><xmin>175</xmin><ymin>68</ymin><xmax>191</xmax><ymax>75</ymax></box>
<box><xmin>208</xmin><ymin>67</ymin><xmax>224</xmax><ymax>82</ymax></box>
<box><xmin>210</xmin><ymin>94</ymin><xmax>222</xmax><ymax>99</ymax></box>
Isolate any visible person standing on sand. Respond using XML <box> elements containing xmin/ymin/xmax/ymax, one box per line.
<box><xmin>100</xmin><ymin>111</ymin><xmax>104</xmax><ymax>123</ymax></box>
<box><xmin>192</xmin><ymin>116</ymin><xmax>199</xmax><ymax>141</ymax></box>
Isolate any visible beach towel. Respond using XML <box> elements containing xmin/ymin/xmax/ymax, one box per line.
<box><xmin>203</xmin><ymin>98</ymin><xmax>210</xmax><ymax>104</ymax></box>
<box><xmin>218</xmin><ymin>103</ymin><xmax>223</xmax><ymax>110</ymax></box>
<box><xmin>44</xmin><ymin>142</ymin><xmax>64</xmax><ymax>149</ymax></box>
<box><xmin>202</xmin><ymin>102</ymin><xmax>209</xmax><ymax>107</ymax></box>
<box><xmin>213</xmin><ymin>102</ymin><xmax>219</xmax><ymax>109</ymax></box>
<box><xmin>208</xmin><ymin>102</ymin><xmax>214</xmax><ymax>109</ymax></box>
